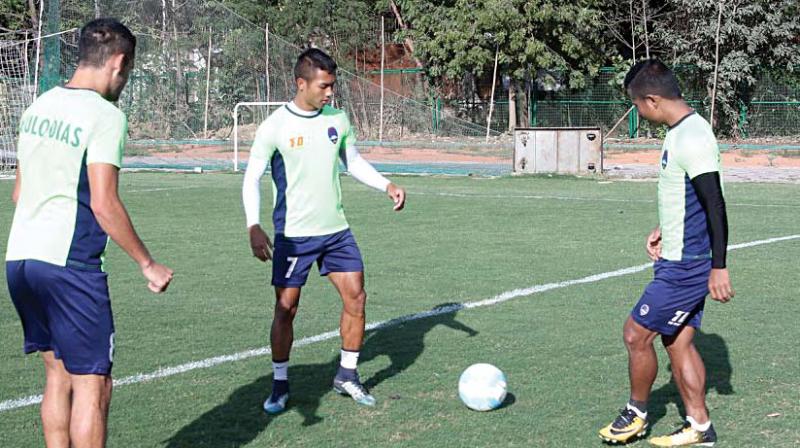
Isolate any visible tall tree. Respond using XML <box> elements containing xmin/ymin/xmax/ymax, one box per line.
<box><xmin>0</xmin><ymin>0</ymin><xmax>36</xmax><ymax>33</ymax></box>
<box><xmin>653</xmin><ymin>0</ymin><xmax>800</xmax><ymax>135</ymax></box>
<box><xmin>392</xmin><ymin>0</ymin><xmax>610</xmax><ymax>130</ymax></box>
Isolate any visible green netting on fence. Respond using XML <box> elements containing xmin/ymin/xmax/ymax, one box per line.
<box><xmin>2</xmin><ymin>0</ymin><xmax>798</xmax><ymax>175</ymax></box>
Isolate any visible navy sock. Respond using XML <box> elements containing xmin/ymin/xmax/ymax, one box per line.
<box><xmin>272</xmin><ymin>379</ymin><xmax>289</xmax><ymax>396</ymax></box>
<box><xmin>336</xmin><ymin>366</ymin><xmax>358</xmax><ymax>381</ymax></box>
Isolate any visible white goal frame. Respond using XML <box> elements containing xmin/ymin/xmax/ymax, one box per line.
<box><xmin>232</xmin><ymin>101</ymin><xmax>286</xmax><ymax>172</ymax></box>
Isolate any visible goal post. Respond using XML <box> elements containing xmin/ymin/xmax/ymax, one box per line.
<box><xmin>232</xmin><ymin>101</ymin><xmax>286</xmax><ymax>172</ymax></box>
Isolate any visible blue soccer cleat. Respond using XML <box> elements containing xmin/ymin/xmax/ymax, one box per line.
<box><xmin>333</xmin><ymin>376</ymin><xmax>376</xmax><ymax>407</ymax></box>
<box><xmin>263</xmin><ymin>380</ymin><xmax>289</xmax><ymax>414</ymax></box>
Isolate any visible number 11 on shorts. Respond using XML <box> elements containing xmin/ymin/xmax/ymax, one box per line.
<box><xmin>285</xmin><ymin>257</ymin><xmax>299</xmax><ymax>278</ymax></box>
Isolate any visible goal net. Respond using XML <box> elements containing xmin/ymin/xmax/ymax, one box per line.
<box><xmin>232</xmin><ymin>101</ymin><xmax>286</xmax><ymax>171</ymax></box>
<box><xmin>0</xmin><ymin>38</ymin><xmax>35</xmax><ymax>173</ymax></box>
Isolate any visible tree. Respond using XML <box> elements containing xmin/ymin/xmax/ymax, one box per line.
<box><xmin>603</xmin><ymin>0</ymin><xmax>670</xmax><ymax>63</ymax></box>
<box><xmin>652</xmin><ymin>0</ymin><xmax>800</xmax><ymax>135</ymax></box>
<box><xmin>223</xmin><ymin>0</ymin><xmax>381</xmax><ymax>63</ymax></box>
<box><xmin>0</xmin><ymin>0</ymin><xmax>38</xmax><ymax>34</ymax></box>
<box><xmin>392</xmin><ymin>0</ymin><xmax>610</xmax><ymax>131</ymax></box>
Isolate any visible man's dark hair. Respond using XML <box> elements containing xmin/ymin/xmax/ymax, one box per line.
<box><xmin>623</xmin><ymin>59</ymin><xmax>682</xmax><ymax>99</ymax></box>
<box><xmin>78</xmin><ymin>18</ymin><xmax>136</xmax><ymax>68</ymax></box>
<box><xmin>294</xmin><ymin>48</ymin><xmax>337</xmax><ymax>81</ymax></box>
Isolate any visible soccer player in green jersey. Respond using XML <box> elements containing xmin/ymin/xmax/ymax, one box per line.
<box><xmin>6</xmin><ymin>19</ymin><xmax>173</xmax><ymax>447</ymax></box>
<box><xmin>242</xmin><ymin>48</ymin><xmax>406</xmax><ymax>413</ymax></box>
<box><xmin>599</xmin><ymin>60</ymin><xmax>733</xmax><ymax>446</ymax></box>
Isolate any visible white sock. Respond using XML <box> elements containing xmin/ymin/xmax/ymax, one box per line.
<box><xmin>686</xmin><ymin>416</ymin><xmax>711</xmax><ymax>432</ymax></box>
<box><xmin>340</xmin><ymin>349</ymin><xmax>359</xmax><ymax>370</ymax></box>
<box><xmin>626</xmin><ymin>403</ymin><xmax>648</xmax><ymax>419</ymax></box>
<box><xmin>273</xmin><ymin>360</ymin><xmax>289</xmax><ymax>381</ymax></box>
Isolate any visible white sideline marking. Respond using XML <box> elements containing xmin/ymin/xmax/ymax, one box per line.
<box><xmin>1</xmin><ymin>234</ymin><xmax>798</xmax><ymax>413</ymax></box>
<box><xmin>125</xmin><ymin>186</ymin><xmax>201</xmax><ymax>193</ymax></box>
<box><xmin>414</xmin><ymin>191</ymin><xmax>800</xmax><ymax>209</ymax></box>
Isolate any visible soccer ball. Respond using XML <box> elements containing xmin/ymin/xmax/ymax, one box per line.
<box><xmin>458</xmin><ymin>363</ymin><xmax>507</xmax><ymax>411</ymax></box>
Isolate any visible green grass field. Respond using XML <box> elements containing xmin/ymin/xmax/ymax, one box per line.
<box><xmin>1</xmin><ymin>173</ymin><xmax>799</xmax><ymax>447</ymax></box>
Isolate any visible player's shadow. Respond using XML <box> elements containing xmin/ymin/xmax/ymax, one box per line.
<box><xmin>163</xmin><ymin>302</ymin><xmax>477</xmax><ymax>447</ymax></box>
<box><xmin>647</xmin><ymin>331</ymin><xmax>734</xmax><ymax>427</ymax></box>
<box><xmin>361</xmin><ymin>302</ymin><xmax>479</xmax><ymax>391</ymax></box>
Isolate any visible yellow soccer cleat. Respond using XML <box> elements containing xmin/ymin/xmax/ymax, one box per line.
<box><xmin>599</xmin><ymin>407</ymin><xmax>649</xmax><ymax>444</ymax></box>
<box><xmin>648</xmin><ymin>421</ymin><xmax>716</xmax><ymax>447</ymax></box>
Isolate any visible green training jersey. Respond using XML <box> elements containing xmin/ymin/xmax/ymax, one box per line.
<box><xmin>658</xmin><ymin>112</ymin><xmax>723</xmax><ymax>262</ymax></box>
<box><xmin>249</xmin><ymin>103</ymin><xmax>356</xmax><ymax>237</ymax></box>
<box><xmin>6</xmin><ymin>87</ymin><xmax>127</xmax><ymax>268</ymax></box>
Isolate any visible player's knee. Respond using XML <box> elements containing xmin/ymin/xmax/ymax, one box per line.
<box><xmin>274</xmin><ymin>305</ymin><xmax>297</xmax><ymax>322</ymax></box>
<box><xmin>623</xmin><ymin>326</ymin><xmax>648</xmax><ymax>350</ymax></box>
<box><xmin>344</xmin><ymin>291</ymin><xmax>366</xmax><ymax>316</ymax></box>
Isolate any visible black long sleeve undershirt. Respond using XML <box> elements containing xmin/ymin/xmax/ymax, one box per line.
<box><xmin>690</xmin><ymin>171</ymin><xmax>728</xmax><ymax>269</ymax></box>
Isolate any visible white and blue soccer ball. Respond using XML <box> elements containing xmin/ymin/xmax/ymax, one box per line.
<box><xmin>458</xmin><ymin>363</ymin><xmax>507</xmax><ymax>411</ymax></box>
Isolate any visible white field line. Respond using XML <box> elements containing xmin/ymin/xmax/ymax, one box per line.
<box><xmin>125</xmin><ymin>186</ymin><xmax>203</xmax><ymax>193</ymax></box>
<box><xmin>1</xmin><ymin>234</ymin><xmax>798</xmax><ymax>413</ymax></box>
<box><xmin>413</xmin><ymin>191</ymin><xmax>800</xmax><ymax>209</ymax></box>
<box><xmin>120</xmin><ymin>185</ymin><xmax>800</xmax><ymax>209</ymax></box>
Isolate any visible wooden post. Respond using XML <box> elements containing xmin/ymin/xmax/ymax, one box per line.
<box><xmin>710</xmin><ymin>1</ymin><xmax>724</xmax><ymax>129</ymax></box>
<box><xmin>379</xmin><ymin>16</ymin><xmax>385</xmax><ymax>142</ymax></box>
<box><xmin>641</xmin><ymin>0</ymin><xmax>650</xmax><ymax>59</ymax></box>
<box><xmin>265</xmin><ymin>22</ymin><xmax>270</xmax><ymax>103</ymax></box>
<box><xmin>33</xmin><ymin>1</ymin><xmax>44</xmax><ymax>97</ymax></box>
<box><xmin>607</xmin><ymin>105</ymin><xmax>636</xmax><ymax>138</ymax></box>
<box><xmin>486</xmin><ymin>44</ymin><xmax>499</xmax><ymax>142</ymax></box>
<box><xmin>203</xmin><ymin>30</ymin><xmax>212</xmax><ymax>138</ymax></box>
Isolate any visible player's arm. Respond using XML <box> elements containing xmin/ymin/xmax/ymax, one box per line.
<box><xmin>242</xmin><ymin>156</ymin><xmax>273</xmax><ymax>262</ymax></box>
<box><xmin>339</xmin><ymin>145</ymin><xmax>405</xmax><ymax>211</ymax></box>
<box><xmin>690</xmin><ymin>171</ymin><xmax>733</xmax><ymax>302</ymax></box>
<box><xmin>88</xmin><ymin>163</ymin><xmax>173</xmax><ymax>293</ymax></box>
<box><xmin>11</xmin><ymin>164</ymin><xmax>21</xmax><ymax>204</ymax></box>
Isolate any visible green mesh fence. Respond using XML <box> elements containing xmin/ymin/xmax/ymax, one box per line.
<box><xmin>66</xmin><ymin>0</ymin><xmax>495</xmax><ymax>146</ymax></box>
<box><xmin>2</xmin><ymin>0</ymin><xmax>798</xmax><ymax>174</ymax></box>
<box><xmin>741</xmin><ymin>71</ymin><xmax>800</xmax><ymax>137</ymax></box>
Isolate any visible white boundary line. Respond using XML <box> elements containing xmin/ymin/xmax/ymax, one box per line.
<box><xmin>125</xmin><ymin>186</ymin><xmax>203</xmax><ymax>193</ymax></box>
<box><xmin>1</xmin><ymin>234</ymin><xmax>798</xmax><ymax>413</ymax></box>
<box><xmin>413</xmin><ymin>191</ymin><xmax>800</xmax><ymax>209</ymax></box>
<box><xmin>117</xmin><ymin>186</ymin><xmax>800</xmax><ymax>209</ymax></box>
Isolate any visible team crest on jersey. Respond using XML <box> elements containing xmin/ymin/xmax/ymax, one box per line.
<box><xmin>661</xmin><ymin>151</ymin><xmax>669</xmax><ymax>169</ymax></box>
<box><xmin>639</xmin><ymin>304</ymin><xmax>650</xmax><ymax>316</ymax></box>
<box><xmin>328</xmin><ymin>127</ymin><xmax>339</xmax><ymax>144</ymax></box>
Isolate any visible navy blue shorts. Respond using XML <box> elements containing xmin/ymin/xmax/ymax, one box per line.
<box><xmin>6</xmin><ymin>260</ymin><xmax>115</xmax><ymax>375</ymax></box>
<box><xmin>272</xmin><ymin>229</ymin><xmax>364</xmax><ymax>287</ymax></box>
<box><xmin>631</xmin><ymin>259</ymin><xmax>711</xmax><ymax>336</ymax></box>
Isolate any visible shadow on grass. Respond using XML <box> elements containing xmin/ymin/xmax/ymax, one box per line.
<box><xmin>648</xmin><ymin>330</ymin><xmax>734</xmax><ymax>428</ymax></box>
<box><xmin>163</xmin><ymin>303</ymin><xmax>477</xmax><ymax>447</ymax></box>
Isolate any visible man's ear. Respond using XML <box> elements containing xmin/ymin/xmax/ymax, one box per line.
<box><xmin>296</xmin><ymin>77</ymin><xmax>307</xmax><ymax>92</ymax></box>
<box><xmin>644</xmin><ymin>94</ymin><xmax>660</xmax><ymax>110</ymax></box>
<box><xmin>107</xmin><ymin>53</ymin><xmax>127</xmax><ymax>76</ymax></box>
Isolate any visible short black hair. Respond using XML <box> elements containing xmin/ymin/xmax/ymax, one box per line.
<box><xmin>294</xmin><ymin>48</ymin><xmax>337</xmax><ymax>81</ymax></box>
<box><xmin>78</xmin><ymin>18</ymin><xmax>136</xmax><ymax>68</ymax></box>
<box><xmin>624</xmin><ymin>59</ymin><xmax>682</xmax><ymax>99</ymax></box>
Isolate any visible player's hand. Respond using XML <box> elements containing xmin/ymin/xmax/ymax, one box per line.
<box><xmin>141</xmin><ymin>260</ymin><xmax>173</xmax><ymax>293</ymax></box>
<box><xmin>708</xmin><ymin>268</ymin><xmax>734</xmax><ymax>303</ymax></box>
<box><xmin>387</xmin><ymin>183</ymin><xmax>406</xmax><ymax>211</ymax></box>
<box><xmin>249</xmin><ymin>224</ymin><xmax>273</xmax><ymax>262</ymax></box>
<box><xmin>645</xmin><ymin>227</ymin><xmax>662</xmax><ymax>261</ymax></box>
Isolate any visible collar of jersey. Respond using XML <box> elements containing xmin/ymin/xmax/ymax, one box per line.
<box><xmin>285</xmin><ymin>101</ymin><xmax>322</xmax><ymax>118</ymax></box>
<box><xmin>59</xmin><ymin>85</ymin><xmax>104</xmax><ymax>97</ymax></box>
<box><xmin>668</xmin><ymin>110</ymin><xmax>696</xmax><ymax>130</ymax></box>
